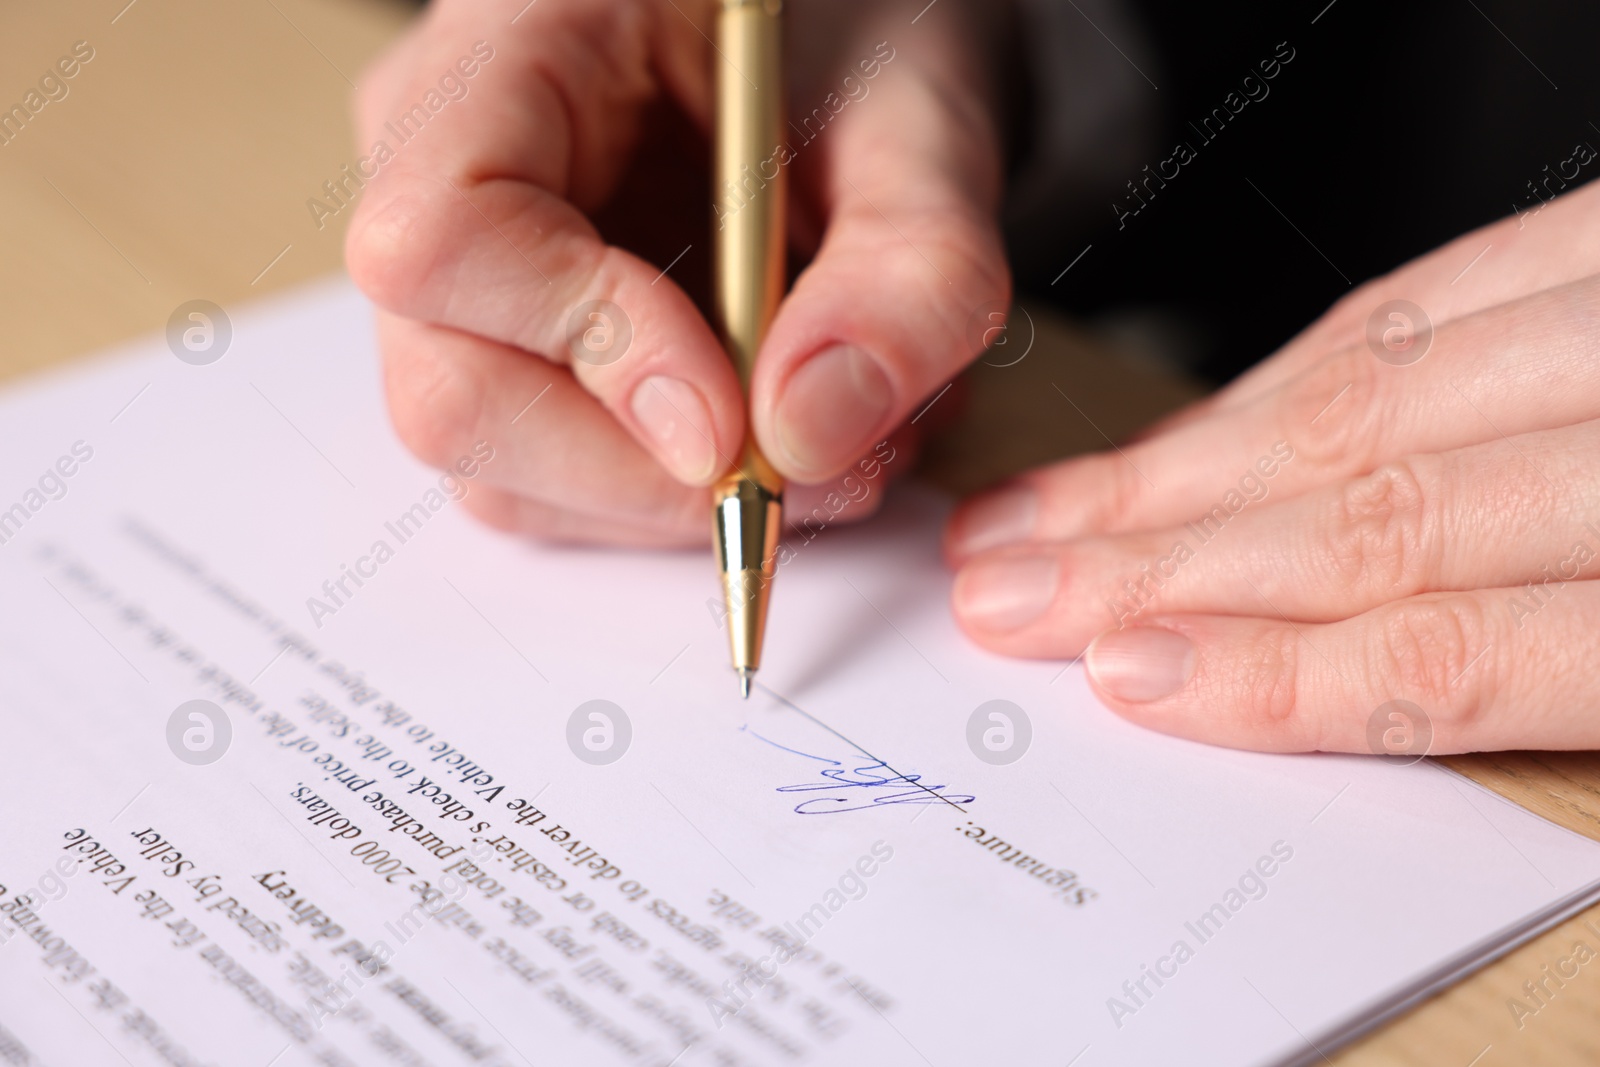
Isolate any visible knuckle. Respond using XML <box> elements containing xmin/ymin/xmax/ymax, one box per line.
<box><xmin>1228</xmin><ymin>624</ymin><xmax>1308</xmax><ymax>741</ymax></box>
<box><xmin>1323</xmin><ymin>280</ymin><xmax>1385</xmax><ymax>334</ymax></box>
<box><xmin>1082</xmin><ymin>452</ymin><xmax>1150</xmax><ymax>534</ymax></box>
<box><xmin>1278</xmin><ymin>347</ymin><xmax>1379</xmax><ymax>472</ymax></box>
<box><xmin>346</xmin><ymin>188</ymin><xmax>448</xmax><ymax>315</ymax></box>
<box><xmin>1241</xmin><ymin>627</ymin><xmax>1305</xmax><ymax>735</ymax></box>
<box><xmin>1369</xmin><ymin>596</ymin><xmax>1494</xmax><ymax>726</ymax></box>
<box><xmin>1324</xmin><ymin>459</ymin><xmax>1435</xmax><ymax>601</ymax></box>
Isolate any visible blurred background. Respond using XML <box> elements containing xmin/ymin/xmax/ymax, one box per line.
<box><xmin>0</xmin><ymin>0</ymin><xmax>414</xmax><ymax>378</ymax></box>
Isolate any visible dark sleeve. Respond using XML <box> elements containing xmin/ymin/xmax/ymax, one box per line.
<box><xmin>1002</xmin><ymin>0</ymin><xmax>1161</xmax><ymax>275</ymax></box>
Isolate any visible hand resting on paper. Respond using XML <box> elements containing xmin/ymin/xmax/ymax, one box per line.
<box><xmin>946</xmin><ymin>179</ymin><xmax>1600</xmax><ymax>754</ymax></box>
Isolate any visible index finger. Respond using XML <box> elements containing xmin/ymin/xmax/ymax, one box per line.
<box><xmin>344</xmin><ymin>0</ymin><xmax>745</xmax><ymax>486</ymax></box>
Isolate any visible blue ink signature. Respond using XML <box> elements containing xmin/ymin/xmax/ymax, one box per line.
<box><xmin>742</xmin><ymin>725</ymin><xmax>975</xmax><ymax>815</ymax></box>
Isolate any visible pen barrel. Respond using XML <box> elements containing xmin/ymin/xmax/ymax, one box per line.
<box><xmin>714</xmin><ymin>0</ymin><xmax>786</xmax><ymax>464</ymax></box>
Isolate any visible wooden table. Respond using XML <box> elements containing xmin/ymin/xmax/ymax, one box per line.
<box><xmin>3</xmin><ymin>1</ymin><xmax>1598</xmax><ymax>1062</ymax></box>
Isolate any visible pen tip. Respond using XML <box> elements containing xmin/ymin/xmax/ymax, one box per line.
<box><xmin>738</xmin><ymin>669</ymin><xmax>752</xmax><ymax>700</ymax></box>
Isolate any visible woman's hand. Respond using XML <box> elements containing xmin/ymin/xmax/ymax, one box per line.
<box><xmin>345</xmin><ymin>0</ymin><xmax>1010</xmax><ymax>546</ymax></box>
<box><xmin>946</xmin><ymin>179</ymin><xmax>1600</xmax><ymax>754</ymax></box>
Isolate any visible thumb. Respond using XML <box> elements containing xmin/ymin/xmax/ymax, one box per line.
<box><xmin>749</xmin><ymin>33</ymin><xmax>1010</xmax><ymax>484</ymax></box>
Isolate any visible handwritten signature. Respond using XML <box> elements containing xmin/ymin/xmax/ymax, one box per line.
<box><xmin>742</xmin><ymin>726</ymin><xmax>975</xmax><ymax>815</ymax></box>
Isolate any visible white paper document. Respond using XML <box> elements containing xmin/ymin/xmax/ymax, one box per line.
<box><xmin>2</xmin><ymin>279</ymin><xmax>1599</xmax><ymax>1067</ymax></box>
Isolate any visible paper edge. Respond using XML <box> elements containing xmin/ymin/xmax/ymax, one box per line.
<box><xmin>1267</xmin><ymin>874</ymin><xmax>1600</xmax><ymax>1066</ymax></box>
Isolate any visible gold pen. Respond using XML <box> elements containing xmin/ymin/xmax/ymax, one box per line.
<box><xmin>712</xmin><ymin>0</ymin><xmax>786</xmax><ymax>699</ymax></box>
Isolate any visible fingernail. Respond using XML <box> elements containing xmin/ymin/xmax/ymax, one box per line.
<box><xmin>951</xmin><ymin>486</ymin><xmax>1038</xmax><ymax>556</ymax></box>
<box><xmin>774</xmin><ymin>345</ymin><xmax>893</xmax><ymax>478</ymax></box>
<box><xmin>1086</xmin><ymin>628</ymin><xmax>1196</xmax><ymax>703</ymax></box>
<box><xmin>630</xmin><ymin>376</ymin><xmax>719</xmax><ymax>485</ymax></box>
<box><xmin>954</xmin><ymin>554</ymin><xmax>1059</xmax><ymax>632</ymax></box>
